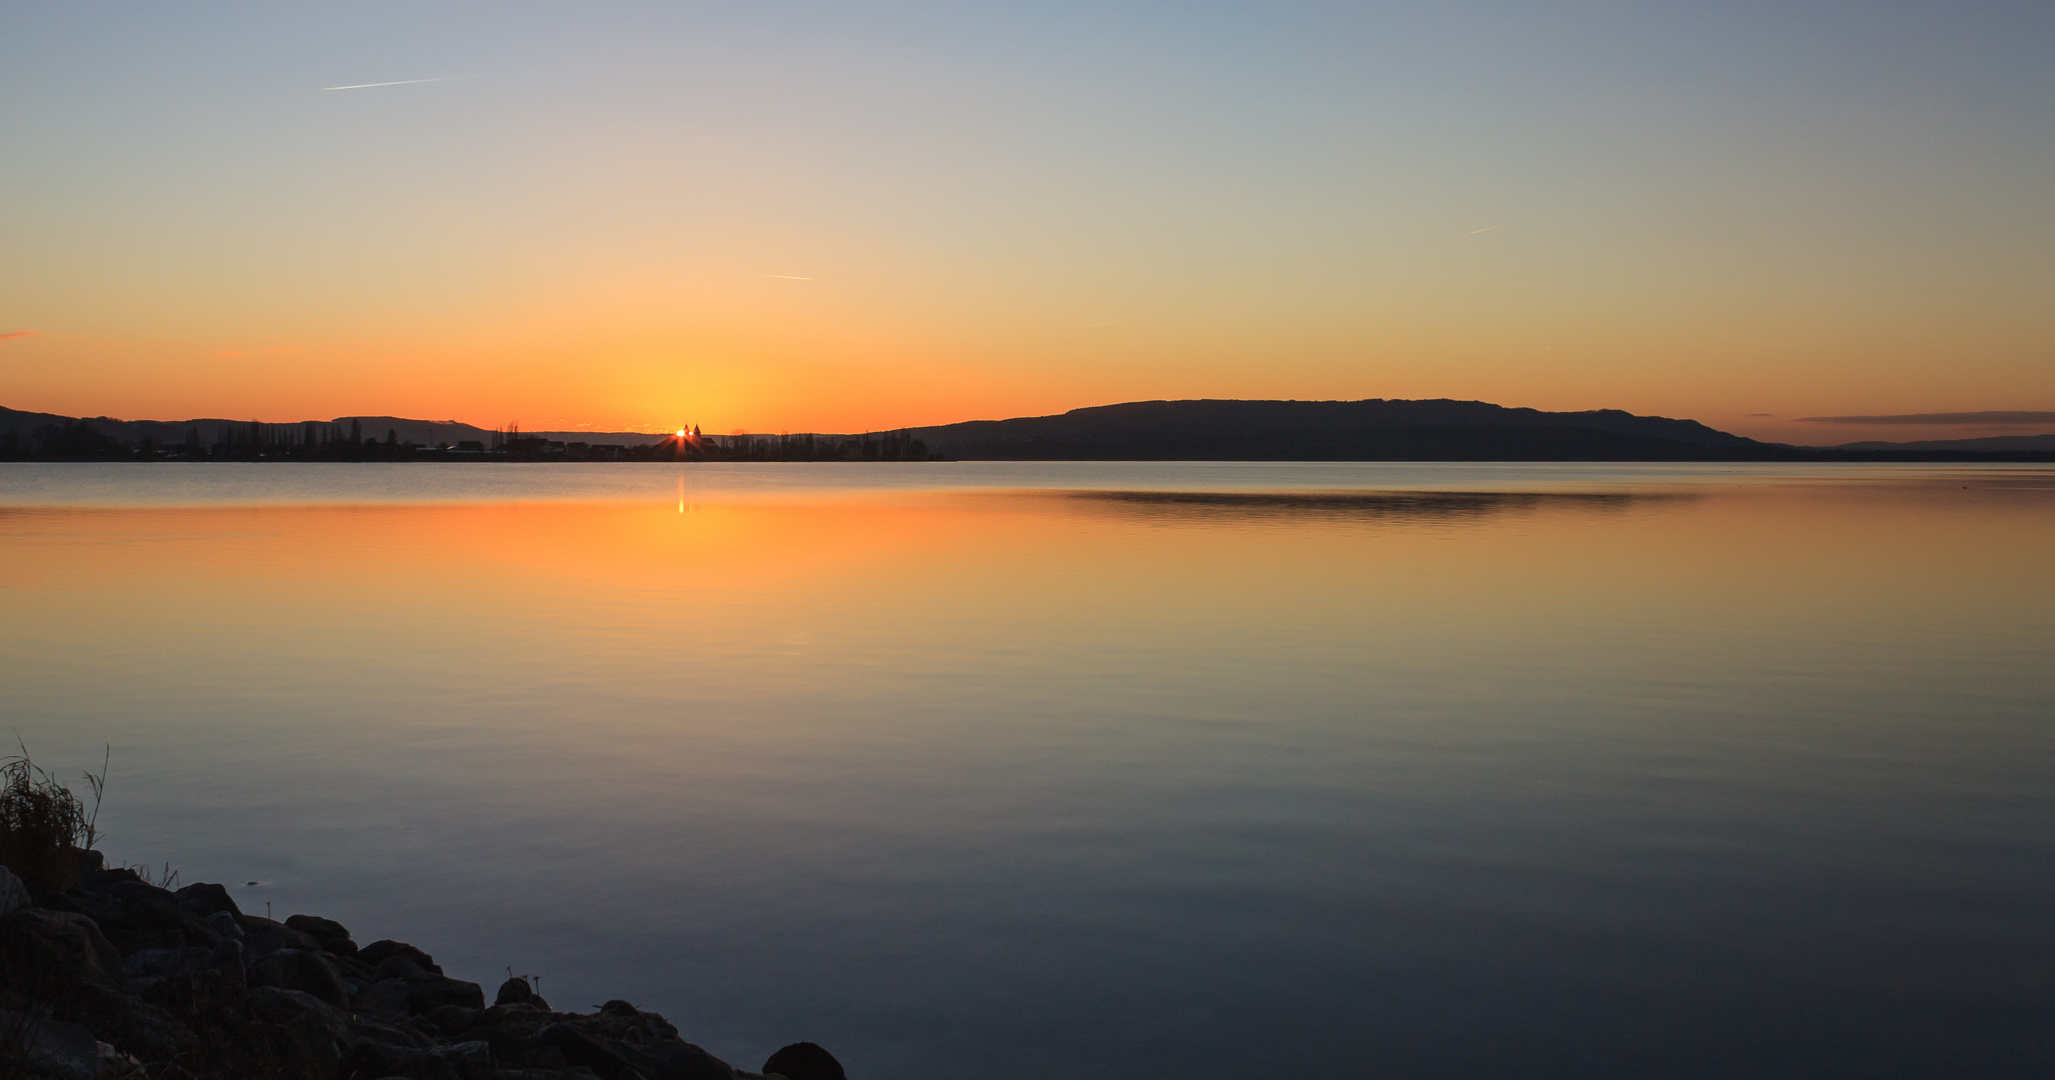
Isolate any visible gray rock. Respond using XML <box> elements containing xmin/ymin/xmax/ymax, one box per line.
<box><xmin>360</xmin><ymin>938</ymin><xmax>443</xmax><ymax>974</ymax></box>
<box><xmin>250</xmin><ymin>984</ymin><xmax>353</xmax><ymax>1039</ymax></box>
<box><xmin>58</xmin><ymin>981</ymin><xmax>203</xmax><ymax>1064</ymax></box>
<box><xmin>122</xmin><ymin>945</ymin><xmax>212</xmax><ymax>979</ymax></box>
<box><xmin>350</xmin><ymin>1013</ymin><xmax>439</xmax><ymax>1050</ymax></box>
<box><xmin>0</xmin><ymin>1007</ymin><xmax>127</xmax><ymax>1080</ymax></box>
<box><xmin>201</xmin><ymin>936</ymin><xmax>246</xmax><ymax>982</ymax></box>
<box><xmin>496</xmin><ymin>976</ymin><xmax>539</xmax><ymax>1006</ymax></box>
<box><xmin>403</xmin><ymin>973</ymin><xmax>486</xmax><ymax>1014</ymax></box>
<box><xmin>236</xmin><ymin>914</ymin><xmax>323</xmax><ymax>958</ymax></box>
<box><xmin>356</xmin><ymin>976</ymin><xmax>413</xmax><ymax>1012</ymax></box>
<box><xmin>279</xmin><ymin>1007</ymin><xmax>346</xmax><ymax>1075</ymax></box>
<box><xmin>60</xmin><ymin>848</ymin><xmax>107</xmax><ymax>882</ymax></box>
<box><xmin>761</xmin><ymin>1042</ymin><xmax>845</xmax><ymax>1080</ymax></box>
<box><xmin>539</xmin><ymin>1024</ymin><xmax>636</xmax><ymax>1079</ymax></box>
<box><xmin>126</xmin><ymin>897</ymin><xmax>224</xmax><ymax>949</ymax></box>
<box><xmin>18</xmin><ymin>909</ymin><xmax>126</xmax><ymax>988</ymax></box>
<box><xmin>376</xmin><ymin>952</ymin><xmax>427</xmax><ymax>979</ymax></box>
<box><xmin>204</xmin><ymin>909</ymin><xmax>243</xmax><ymax>938</ymax></box>
<box><xmin>338</xmin><ymin>1037</ymin><xmax>458</xmax><ymax>1080</ymax></box>
<box><xmin>537</xmin><ymin>1021</ymin><xmax>735</xmax><ymax>1080</ymax></box>
<box><xmin>108</xmin><ymin>877</ymin><xmax>178</xmax><ymax>909</ymax></box>
<box><xmin>172</xmin><ymin>881</ymin><xmax>240</xmax><ymax>918</ymax></box>
<box><xmin>643</xmin><ymin>1039</ymin><xmax>738</xmax><ymax>1080</ymax></box>
<box><xmin>434</xmin><ymin>1038</ymin><xmax>493</xmax><ymax>1070</ymax></box>
<box><xmin>427</xmin><ymin>1003</ymin><xmax>481</xmax><ymax>1034</ymax></box>
<box><xmin>284</xmin><ymin>912</ymin><xmax>350</xmax><ymax>940</ymax></box>
<box><xmin>248</xmin><ymin>947</ymin><xmax>350</xmax><ymax>1008</ymax></box>
<box><xmin>0</xmin><ymin>866</ymin><xmax>32</xmax><ymax>914</ymax></box>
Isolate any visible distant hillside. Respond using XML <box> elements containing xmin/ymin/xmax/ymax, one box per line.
<box><xmin>1831</xmin><ymin>433</ymin><xmax>2055</xmax><ymax>452</ymax></box>
<box><xmin>912</xmin><ymin>399</ymin><xmax>1774</xmax><ymax>461</ymax></box>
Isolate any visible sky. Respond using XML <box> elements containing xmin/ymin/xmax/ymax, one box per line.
<box><xmin>2</xmin><ymin>1</ymin><xmax>2051</xmax><ymax>444</ymax></box>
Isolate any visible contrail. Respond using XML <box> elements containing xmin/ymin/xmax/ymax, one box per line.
<box><xmin>764</xmin><ymin>275</ymin><xmax>814</xmax><ymax>280</ymax></box>
<box><xmin>1467</xmin><ymin>225</ymin><xmax>1502</xmax><ymax>234</ymax></box>
<box><xmin>323</xmin><ymin>77</ymin><xmax>465</xmax><ymax>91</ymax></box>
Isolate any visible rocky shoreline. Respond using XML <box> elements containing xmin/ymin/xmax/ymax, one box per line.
<box><xmin>1</xmin><ymin>859</ymin><xmax>845</xmax><ymax>1080</ymax></box>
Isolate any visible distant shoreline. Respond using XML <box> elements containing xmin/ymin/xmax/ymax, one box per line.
<box><xmin>8</xmin><ymin>398</ymin><xmax>2054</xmax><ymax>465</ymax></box>
<box><xmin>6</xmin><ymin>451</ymin><xmax>2055</xmax><ymax>464</ymax></box>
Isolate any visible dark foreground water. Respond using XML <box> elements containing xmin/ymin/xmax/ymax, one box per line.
<box><xmin>4</xmin><ymin>462</ymin><xmax>2052</xmax><ymax>1078</ymax></box>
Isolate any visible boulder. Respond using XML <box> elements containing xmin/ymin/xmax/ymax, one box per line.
<box><xmin>238</xmin><ymin>915</ymin><xmax>324</xmax><ymax>958</ymax></box>
<box><xmin>285</xmin><ymin>913</ymin><xmax>350</xmax><ymax>940</ymax></box>
<box><xmin>349</xmin><ymin>1014</ymin><xmax>439</xmax><ymax>1050</ymax></box>
<box><xmin>0</xmin><ymin>866</ymin><xmax>28</xmax><ymax>915</ymax></box>
<box><xmin>403</xmin><ymin>973</ymin><xmax>486</xmax><ymax>1014</ymax></box>
<box><xmin>354</xmin><ymin>977</ymin><xmax>411</xmax><ymax>1013</ymax></box>
<box><xmin>536</xmin><ymin>1018</ymin><xmax>735</xmax><ymax>1080</ymax></box>
<box><xmin>426</xmin><ymin>1003</ymin><xmax>480</xmax><ymax>1035</ymax></box>
<box><xmin>249</xmin><ymin>948</ymin><xmax>351</xmax><ymax>1009</ymax></box>
<box><xmin>74</xmin><ymin>866</ymin><xmax>142</xmax><ymax>892</ymax></box>
<box><xmin>375</xmin><ymin>953</ymin><xmax>427</xmax><ymax>979</ymax></box>
<box><xmin>61</xmin><ymin>980</ymin><xmax>205</xmax><ymax>1065</ymax></box>
<box><xmin>328</xmin><ymin>950</ymin><xmax>376</xmax><ymax>982</ymax></box>
<box><xmin>226</xmin><ymin>992</ymin><xmax>354</xmax><ymax>1076</ymax></box>
<box><xmin>276</xmin><ymin>1009</ymin><xmax>347</xmax><ymax>1077</ymax></box>
<box><xmin>113</xmin><ymin>929</ymin><xmax>187</xmax><ymax>956</ymax></box>
<box><xmin>0</xmin><ymin>915</ymin><xmax>99</xmax><ymax>1001</ymax></box>
<box><xmin>57</xmin><ymin>888</ymin><xmax>128</xmax><ymax>927</ymax></box>
<box><xmin>539</xmin><ymin>1024</ymin><xmax>639</xmax><ymax>1079</ymax></box>
<box><xmin>496</xmin><ymin>976</ymin><xmax>539</xmax><ymax>1006</ymax></box>
<box><xmin>108</xmin><ymin>877</ymin><xmax>179</xmax><ymax>909</ymax></box>
<box><xmin>641</xmin><ymin>1039</ymin><xmax>738</xmax><ymax>1080</ymax></box>
<box><xmin>126</xmin><ymin>897</ymin><xmax>225</xmax><ymax>949</ymax></box>
<box><xmin>59</xmin><ymin>847</ymin><xmax>107</xmax><ymax>885</ymax></box>
<box><xmin>0</xmin><ymin>1007</ymin><xmax>128</xmax><ymax>1080</ymax></box>
<box><xmin>337</xmin><ymin>1037</ymin><xmax>458</xmax><ymax>1080</ymax></box>
<box><xmin>173</xmin><ymin>881</ymin><xmax>241</xmax><ymax>918</ymax></box>
<box><xmin>250</xmin><ymin>985</ymin><xmax>354</xmax><ymax>1042</ymax></box>
<box><xmin>123</xmin><ymin>945</ymin><xmax>212</xmax><ymax>979</ymax></box>
<box><xmin>762</xmin><ymin>1042</ymin><xmax>846</xmax><ymax>1080</ymax></box>
<box><xmin>360</xmin><ymin>938</ymin><xmax>443</xmax><ymax>974</ymax></box>
<box><xmin>285</xmin><ymin>912</ymin><xmax>360</xmax><ymax>954</ymax></box>
<box><xmin>433</xmin><ymin>1037</ymin><xmax>493</xmax><ymax>1074</ymax></box>
<box><xmin>17</xmin><ymin>908</ymin><xmax>126</xmax><ymax>988</ymax></box>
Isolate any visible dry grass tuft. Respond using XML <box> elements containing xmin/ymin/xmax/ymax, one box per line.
<box><xmin>0</xmin><ymin>742</ymin><xmax>107</xmax><ymax>890</ymax></box>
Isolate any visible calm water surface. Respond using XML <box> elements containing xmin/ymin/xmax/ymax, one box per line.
<box><xmin>4</xmin><ymin>462</ymin><xmax>2052</xmax><ymax>1078</ymax></box>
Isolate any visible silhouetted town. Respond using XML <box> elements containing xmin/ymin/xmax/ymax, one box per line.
<box><xmin>0</xmin><ymin>418</ymin><xmax>935</xmax><ymax>462</ymax></box>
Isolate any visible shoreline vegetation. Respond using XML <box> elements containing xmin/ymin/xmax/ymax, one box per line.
<box><xmin>0</xmin><ymin>750</ymin><xmax>847</xmax><ymax>1080</ymax></box>
<box><xmin>5</xmin><ymin>400</ymin><xmax>2053</xmax><ymax>465</ymax></box>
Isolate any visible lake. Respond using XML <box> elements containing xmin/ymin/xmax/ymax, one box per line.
<box><xmin>4</xmin><ymin>461</ymin><xmax>2052</xmax><ymax>1078</ymax></box>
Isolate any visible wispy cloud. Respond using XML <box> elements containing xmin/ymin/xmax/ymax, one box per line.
<box><xmin>0</xmin><ymin>330</ymin><xmax>35</xmax><ymax>341</ymax></box>
<box><xmin>1798</xmin><ymin>411</ymin><xmax>2055</xmax><ymax>425</ymax></box>
<box><xmin>764</xmin><ymin>274</ymin><xmax>814</xmax><ymax>280</ymax></box>
<box><xmin>1745</xmin><ymin>412</ymin><xmax>1774</xmax><ymax>417</ymax></box>
<box><xmin>323</xmin><ymin>77</ymin><xmax>465</xmax><ymax>91</ymax></box>
<box><xmin>1467</xmin><ymin>225</ymin><xmax>1502</xmax><ymax>235</ymax></box>
<box><xmin>1082</xmin><ymin>317</ymin><xmax>1143</xmax><ymax>329</ymax></box>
